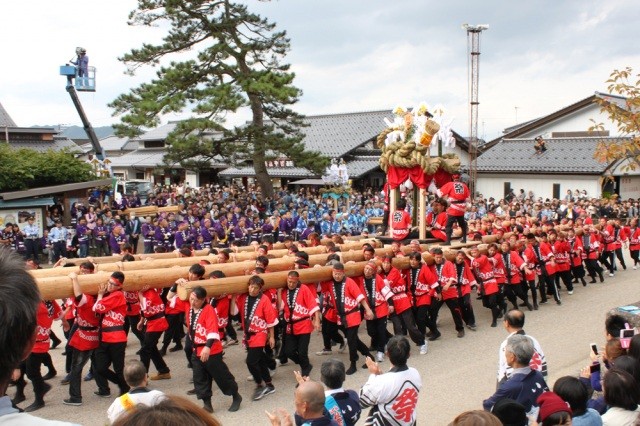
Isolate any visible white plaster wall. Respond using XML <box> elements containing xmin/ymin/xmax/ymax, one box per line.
<box><xmin>516</xmin><ymin>104</ymin><xmax>620</xmax><ymax>139</ymax></box>
<box><xmin>476</xmin><ymin>174</ymin><xmax>600</xmax><ymax>200</ymax></box>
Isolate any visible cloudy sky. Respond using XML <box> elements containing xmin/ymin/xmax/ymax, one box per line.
<box><xmin>1</xmin><ymin>0</ymin><xmax>638</xmax><ymax>140</ymax></box>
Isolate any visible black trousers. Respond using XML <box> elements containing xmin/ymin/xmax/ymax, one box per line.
<box><xmin>95</xmin><ymin>239</ymin><xmax>110</xmax><ymax>257</ymax></box>
<box><xmin>284</xmin><ymin>332</ymin><xmax>312</xmax><ymax>376</ymax></box>
<box><xmin>584</xmin><ymin>258</ymin><xmax>604</xmax><ymax>280</ymax></box>
<box><xmin>140</xmin><ymin>331</ymin><xmax>170</xmax><ymax>374</ymax></box>
<box><xmin>614</xmin><ymin>248</ymin><xmax>627</xmax><ymax>270</ymax></box>
<box><xmin>246</xmin><ymin>346</ymin><xmax>272</xmax><ymax>385</ymax></box>
<box><xmin>632</xmin><ymin>250</ymin><xmax>640</xmax><ymax>266</ymax></box>
<box><xmin>481</xmin><ymin>293</ymin><xmax>503</xmax><ymax>324</ymax></box>
<box><xmin>390</xmin><ymin>309</ymin><xmax>425</xmax><ymax>346</ymax></box>
<box><xmin>323</xmin><ymin>321</ymin><xmax>370</xmax><ymax>363</ymax></box>
<box><xmin>124</xmin><ymin>315</ymin><xmax>145</xmax><ymax>346</ymax></box>
<box><xmin>52</xmin><ymin>241</ymin><xmax>67</xmax><ymax>262</ymax></box>
<box><xmin>26</xmin><ymin>352</ymin><xmax>49</xmax><ymax>402</ymax></box>
<box><xmin>68</xmin><ymin>348</ymin><xmax>93</xmax><ymax>401</ymax></box>
<box><xmin>192</xmin><ymin>352</ymin><xmax>238</xmax><ymax>400</ymax></box>
<box><xmin>445</xmin><ymin>214</ymin><xmax>467</xmax><ymax>243</ymax></box>
<box><xmin>24</xmin><ymin>238</ymin><xmax>39</xmax><ymax>261</ymax></box>
<box><xmin>365</xmin><ymin>317</ymin><xmax>389</xmax><ymax>353</ymax></box>
<box><xmin>540</xmin><ymin>273</ymin><xmax>560</xmax><ymax>302</ymax></box>
<box><xmin>443</xmin><ymin>294</ymin><xmax>475</xmax><ymax>331</ymax></box>
<box><xmin>129</xmin><ymin>236</ymin><xmax>139</xmax><ymax>254</ymax></box>
<box><xmin>64</xmin><ymin>319</ymin><xmax>76</xmax><ymax>374</ymax></box>
<box><xmin>94</xmin><ymin>341</ymin><xmax>129</xmax><ymax>395</ymax></box>
<box><xmin>503</xmin><ymin>283</ymin><xmax>529</xmax><ymax>308</ymax></box>
<box><xmin>555</xmin><ymin>269</ymin><xmax>573</xmax><ymax>291</ymax></box>
<box><xmin>321</xmin><ymin>316</ymin><xmax>344</xmax><ymax>350</ymax></box>
<box><xmin>413</xmin><ymin>304</ymin><xmax>438</xmax><ymax>337</ymax></box>
<box><xmin>162</xmin><ymin>313</ymin><xmax>184</xmax><ymax>347</ymax></box>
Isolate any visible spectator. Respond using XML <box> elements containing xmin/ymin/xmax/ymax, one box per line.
<box><xmin>111</xmin><ymin>395</ymin><xmax>220</xmax><ymax>426</ymax></box>
<box><xmin>536</xmin><ymin>391</ymin><xmax>572</xmax><ymax>426</ymax></box>
<box><xmin>553</xmin><ymin>376</ymin><xmax>602</xmax><ymax>426</ymax></box>
<box><xmin>483</xmin><ymin>334</ymin><xmax>548</xmax><ymax>418</ymax></box>
<box><xmin>359</xmin><ymin>336</ymin><xmax>422</xmax><ymax>426</ymax></box>
<box><xmin>497</xmin><ymin>310</ymin><xmax>547</xmax><ymax>384</ymax></box>
<box><xmin>107</xmin><ymin>359</ymin><xmax>166</xmax><ymax>424</ymax></box>
<box><xmin>489</xmin><ymin>398</ymin><xmax>527</xmax><ymax>426</ymax></box>
<box><xmin>449</xmin><ymin>410</ymin><xmax>502</xmax><ymax>426</ymax></box>
<box><xmin>0</xmin><ymin>249</ymin><xmax>78</xmax><ymax>425</ymax></box>
<box><xmin>313</xmin><ymin>359</ymin><xmax>362</xmax><ymax>426</ymax></box>
<box><xmin>601</xmin><ymin>369</ymin><xmax>640</xmax><ymax>425</ymax></box>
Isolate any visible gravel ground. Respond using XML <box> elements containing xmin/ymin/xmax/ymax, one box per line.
<box><xmin>13</xmin><ymin>252</ymin><xmax>640</xmax><ymax>425</ymax></box>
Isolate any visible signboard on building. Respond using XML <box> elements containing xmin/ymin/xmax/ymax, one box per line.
<box><xmin>0</xmin><ymin>208</ymin><xmax>44</xmax><ymax>237</ymax></box>
<box><xmin>265</xmin><ymin>160</ymin><xmax>294</xmax><ymax>168</ymax></box>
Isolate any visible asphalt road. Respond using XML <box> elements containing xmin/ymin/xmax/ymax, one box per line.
<box><xmin>15</xmin><ymin>253</ymin><xmax>640</xmax><ymax>425</ymax></box>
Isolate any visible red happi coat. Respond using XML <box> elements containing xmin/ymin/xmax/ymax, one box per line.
<box><xmin>381</xmin><ymin>266</ymin><xmax>412</xmax><ymax>315</ymax></box>
<box><xmin>390</xmin><ymin>210</ymin><xmax>412</xmax><ymax>241</ymax></box>
<box><xmin>69</xmin><ymin>294</ymin><xmax>100</xmax><ymax>351</ymax></box>
<box><xmin>523</xmin><ymin>243</ymin><xmax>554</xmax><ymax>277</ymax></box>
<box><xmin>568</xmin><ymin>237</ymin><xmax>584</xmax><ymax>267</ymax></box>
<box><xmin>237</xmin><ymin>292</ymin><xmax>279</xmax><ymax>348</ymax></box>
<box><xmin>433</xmin><ymin>260</ymin><xmax>475</xmax><ymax>300</ymax></box>
<box><xmin>93</xmin><ymin>290</ymin><xmax>127</xmax><ymax>343</ymax></box>
<box><xmin>426</xmin><ymin>211</ymin><xmax>447</xmax><ymax>241</ymax></box>
<box><xmin>470</xmin><ymin>255</ymin><xmax>498</xmax><ymax>296</ymax></box>
<box><xmin>552</xmin><ymin>240</ymin><xmax>572</xmax><ymax>273</ymax></box>
<box><xmin>437</xmin><ymin>181</ymin><xmax>469</xmax><ymax>216</ymax></box>
<box><xmin>404</xmin><ymin>265</ymin><xmax>437</xmax><ymax>307</ymax></box>
<box><xmin>210</xmin><ymin>296</ymin><xmax>230</xmax><ymax>336</ymax></box>
<box><xmin>321</xmin><ymin>278</ymin><xmax>365</xmax><ymax>328</ymax></box>
<box><xmin>629</xmin><ymin>227</ymin><xmax>640</xmax><ymax>251</ymax></box>
<box><xmin>140</xmin><ymin>288</ymin><xmax>168</xmax><ymax>333</ymax></box>
<box><xmin>492</xmin><ymin>253</ymin><xmax>507</xmax><ymax>284</ymax></box>
<box><xmin>123</xmin><ymin>290</ymin><xmax>141</xmax><ymax>317</ymax></box>
<box><xmin>33</xmin><ymin>301</ymin><xmax>62</xmax><ymax>354</ymax></box>
<box><xmin>185</xmin><ymin>304</ymin><xmax>223</xmax><ymax>356</ymax></box>
<box><xmin>579</xmin><ymin>234</ymin><xmax>601</xmax><ymax>260</ymax></box>
<box><xmin>355</xmin><ymin>275</ymin><xmax>392</xmax><ymax>318</ymax></box>
<box><xmin>501</xmin><ymin>251</ymin><xmax>526</xmax><ymax>284</ymax></box>
<box><xmin>281</xmin><ymin>284</ymin><xmax>320</xmax><ymax>335</ymax></box>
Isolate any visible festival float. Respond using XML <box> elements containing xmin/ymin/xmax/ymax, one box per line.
<box><xmin>377</xmin><ymin>103</ymin><xmax>460</xmax><ymax>240</ymax></box>
<box><xmin>320</xmin><ymin>158</ymin><xmax>351</xmax><ymax>210</ymax></box>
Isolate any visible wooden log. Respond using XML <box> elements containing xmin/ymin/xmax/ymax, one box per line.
<box><xmin>34</xmin><ymin>239</ymin><xmax>482</xmax><ymax>300</ymax></box>
<box><xmin>53</xmin><ymin>238</ymin><xmax>381</xmax><ymax>267</ymax></box>
<box><xmin>175</xmin><ymin>245</ymin><xmax>484</xmax><ymax>300</ymax></box>
<box><xmin>117</xmin><ymin>205</ymin><xmax>180</xmax><ymax>216</ymax></box>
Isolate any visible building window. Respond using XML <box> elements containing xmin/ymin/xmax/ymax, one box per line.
<box><xmin>503</xmin><ymin>182</ymin><xmax>511</xmax><ymax>198</ymax></box>
<box><xmin>144</xmin><ymin>140</ymin><xmax>165</xmax><ymax>149</ymax></box>
<box><xmin>553</xmin><ymin>183</ymin><xmax>560</xmax><ymax>200</ymax></box>
<box><xmin>135</xmin><ymin>172</ymin><xmax>145</xmax><ymax>180</ymax></box>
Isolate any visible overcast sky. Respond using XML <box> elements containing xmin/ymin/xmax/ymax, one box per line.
<box><xmin>1</xmin><ymin>0</ymin><xmax>638</xmax><ymax>140</ymax></box>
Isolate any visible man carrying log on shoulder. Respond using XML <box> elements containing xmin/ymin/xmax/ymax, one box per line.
<box><xmin>436</xmin><ymin>174</ymin><xmax>470</xmax><ymax>246</ymax></box>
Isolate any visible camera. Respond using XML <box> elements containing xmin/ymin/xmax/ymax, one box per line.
<box><xmin>620</xmin><ymin>328</ymin><xmax>635</xmax><ymax>349</ymax></box>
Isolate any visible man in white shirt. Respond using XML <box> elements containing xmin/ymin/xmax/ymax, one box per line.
<box><xmin>107</xmin><ymin>360</ymin><xmax>165</xmax><ymax>424</ymax></box>
<box><xmin>497</xmin><ymin>309</ymin><xmax>547</xmax><ymax>385</ymax></box>
<box><xmin>359</xmin><ymin>336</ymin><xmax>422</xmax><ymax>426</ymax></box>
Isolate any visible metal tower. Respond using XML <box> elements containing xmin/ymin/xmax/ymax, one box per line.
<box><xmin>463</xmin><ymin>24</ymin><xmax>488</xmax><ymax>200</ymax></box>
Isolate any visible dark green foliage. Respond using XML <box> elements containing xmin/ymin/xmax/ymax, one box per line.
<box><xmin>0</xmin><ymin>145</ymin><xmax>95</xmax><ymax>191</ymax></box>
<box><xmin>110</xmin><ymin>0</ymin><xmax>329</xmax><ymax>197</ymax></box>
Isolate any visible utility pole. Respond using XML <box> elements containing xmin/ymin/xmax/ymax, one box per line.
<box><xmin>462</xmin><ymin>24</ymin><xmax>488</xmax><ymax>201</ymax></box>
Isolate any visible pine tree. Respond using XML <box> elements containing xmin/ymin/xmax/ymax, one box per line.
<box><xmin>109</xmin><ymin>0</ymin><xmax>328</xmax><ymax>197</ymax></box>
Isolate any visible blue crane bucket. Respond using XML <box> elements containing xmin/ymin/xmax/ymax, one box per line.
<box><xmin>60</xmin><ymin>65</ymin><xmax>96</xmax><ymax>92</ymax></box>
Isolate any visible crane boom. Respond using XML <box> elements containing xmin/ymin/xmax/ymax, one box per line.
<box><xmin>66</xmin><ymin>84</ymin><xmax>104</xmax><ymax>161</ymax></box>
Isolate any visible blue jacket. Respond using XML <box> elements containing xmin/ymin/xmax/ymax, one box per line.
<box><xmin>483</xmin><ymin>368</ymin><xmax>548</xmax><ymax>416</ymax></box>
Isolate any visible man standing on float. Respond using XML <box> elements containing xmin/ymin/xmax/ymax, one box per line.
<box><xmin>436</xmin><ymin>174</ymin><xmax>470</xmax><ymax>246</ymax></box>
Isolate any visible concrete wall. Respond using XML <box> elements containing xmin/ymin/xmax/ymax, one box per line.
<box><xmin>476</xmin><ymin>173</ymin><xmax>600</xmax><ymax>200</ymax></box>
<box><xmin>517</xmin><ymin>103</ymin><xmax>619</xmax><ymax>139</ymax></box>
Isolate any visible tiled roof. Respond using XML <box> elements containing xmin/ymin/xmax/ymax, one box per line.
<box><xmin>345</xmin><ymin>156</ymin><xmax>381</xmax><ymax>178</ymax></box>
<box><xmin>219</xmin><ymin>166</ymin><xmax>316</xmax><ymax>178</ymax></box>
<box><xmin>109</xmin><ymin>148</ymin><xmax>226</xmax><ymax>169</ymax></box>
<box><xmin>99</xmin><ymin>135</ymin><xmax>136</xmax><ymax>152</ymax></box>
<box><xmin>298</xmin><ymin>110</ymin><xmax>392</xmax><ymax>158</ymax></box>
<box><xmin>9</xmin><ymin>137</ymin><xmax>80</xmax><ymax>153</ymax></box>
<box><xmin>219</xmin><ymin>155</ymin><xmax>381</xmax><ymax>179</ymax></box>
<box><xmin>476</xmin><ymin>137</ymin><xmax>627</xmax><ymax>174</ymax></box>
<box><xmin>0</xmin><ymin>102</ymin><xmax>17</xmax><ymax>127</ymax></box>
<box><xmin>108</xmin><ymin>149</ymin><xmax>167</xmax><ymax>168</ymax></box>
<box><xmin>138</xmin><ymin>122</ymin><xmax>178</xmax><ymax>141</ymax></box>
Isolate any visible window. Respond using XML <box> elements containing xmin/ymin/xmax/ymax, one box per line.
<box><xmin>503</xmin><ymin>182</ymin><xmax>511</xmax><ymax>198</ymax></box>
<box><xmin>144</xmin><ymin>140</ymin><xmax>165</xmax><ymax>148</ymax></box>
<box><xmin>135</xmin><ymin>172</ymin><xmax>145</xmax><ymax>180</ymax></box>
<box><xmin>553</xmin><ymin>184</ymin><xmax>560</xmax><ymax>199</ymax></box>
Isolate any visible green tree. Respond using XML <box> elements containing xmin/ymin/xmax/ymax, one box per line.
<box><xmin>0</xmin><ymin>145</ymin><xmax>95</xmax><ymax>192</ymax></box>
<box><xmin>109</xmin><ymin>0</ymin><xmax>329</xmax><ymax>198</ymax></box>
<box><xmin>592</xmin><ymin>67</ymin><xmax>640</xmax><ymax>170</ymax></box>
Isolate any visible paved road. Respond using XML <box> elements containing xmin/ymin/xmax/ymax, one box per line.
<box><xmin>17</xmin><ymin>254</ymin><xmax>640</xmax><ymax>425</ymax></box>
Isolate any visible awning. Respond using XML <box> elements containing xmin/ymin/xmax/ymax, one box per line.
<box><xmin>0</xmin><ymin>197</ymin><xmax>54</xmax><ymax>208</ymax></box>
<box><xmin>288</xmin><ymin>179</ymin><xmax>326</xmax><ymax>186</ymax></box>
<box><xmin>0</xmin><ymin>178</ymin><xmax>113</xmax><ymax>201</ymax></box>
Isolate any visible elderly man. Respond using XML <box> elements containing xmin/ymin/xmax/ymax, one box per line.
<box><xmin>483</xmin><ymin>334</ymin><xmax>548</xmax><ymax>419</ymax></box>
